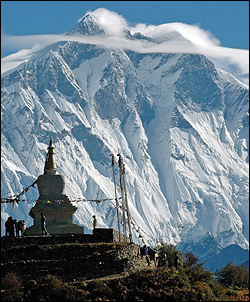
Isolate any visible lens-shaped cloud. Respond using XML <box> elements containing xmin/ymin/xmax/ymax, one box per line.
<box><xmin>1</xmin><ymin>8</ymin><xmax>249</xmax><ymax>84</ymax></box>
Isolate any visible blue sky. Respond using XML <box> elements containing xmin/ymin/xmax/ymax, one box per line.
<box><xmin>1</xmin><ymin>1</ymin><xmax>249</xmax><ymax>83</ymax></box>
<box><xmin>1</xmin><ymin>1</ymin><xmax>249</xmax><ymax>50</ymax></box>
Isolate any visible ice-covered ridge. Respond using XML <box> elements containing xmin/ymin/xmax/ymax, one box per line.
<box><xmin>1</xmin><ymin>11</ymin><xmax>249</xmax><ymax>266</ymax></box>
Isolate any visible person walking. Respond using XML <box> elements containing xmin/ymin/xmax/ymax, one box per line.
<box><xmin>92</xmin><ymin>215</ymin><xmax>97</xmax><ymax>231</ymax></box>
<box><xmin>41</xmin><ymin>213</ymin><xmax>49</xmax><ymax>235</ymax></box>
<box><xmin>148</xmin><ymin>246</ymin><xmax>158</xmax><ymax>266</ymax></box>
<box><xmin>141</xmin><ymin>244</ymin><xmax>151</xmax><ymax>266</ymax></box>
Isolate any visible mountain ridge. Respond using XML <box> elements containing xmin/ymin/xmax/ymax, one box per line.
<box><xmin>1</xmin><ymin>12</ymin><xmax>249</xmax><ymax>269</ymax></box>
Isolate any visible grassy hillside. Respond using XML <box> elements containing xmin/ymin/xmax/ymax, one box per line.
<box><xmin>1</xmin><ymin>238</ymin><xmax>249</xmax><ymax>301</ymax></box>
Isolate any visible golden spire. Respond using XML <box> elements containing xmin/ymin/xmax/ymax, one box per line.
<box><xmin>44</xmin><ymin>137</ymin><xmax>57</xmax><ymax>174</ymax></box>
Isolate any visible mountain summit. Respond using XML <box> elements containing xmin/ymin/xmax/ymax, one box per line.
<box><xmin>67</xmin><ymin>14</ymin><xmax>106</xmax><ymax>36</ymax></box>
<box><xmin>1</xmin><ymin>10</ymin><xmax>249</xmax><ymax>269</ymax></box>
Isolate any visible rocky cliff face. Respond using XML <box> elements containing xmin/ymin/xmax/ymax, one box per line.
<box><xmin>1</xmin><ymin>13</ymin><xmax>249</xmax><ymax>266</ymax></box>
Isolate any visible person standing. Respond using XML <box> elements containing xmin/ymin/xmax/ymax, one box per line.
<box><xmin>92</xmin><ymin>215</ymin><xmax>97</xmax><ymax>231</ymax></box>
<box><xmin>14</xmin><ymin>219</ymin><xmax>19</xmax><ymax>236</ymax></box>
<box><xmin>5</xmin><ymin>217</ymin><xmax>11</xmax><ymax>236</ymax></box>
<box><xmin>174</xmin><ymin>250</ymin><xmax>179</xmax><ymax>269</ymax></box>
<box><xmin>9</xmin><ymin>217</ymin><xmax>16</xmax><ymax>237</ymax></box>
<box><xmin>5</xmin><ymin>216</ymin><xmax>15</xmax><ymax>237</ymax></box>
<box><xmin>158</xmin><ymin>252</ymin><xmax>167</xmax><ymax>267</ymax></box>
<box><xmin>17</xmin><ymin>220</ymin><xmax>26</xmax><ymax>236</ymax></box>
<box><xmin>41</xmin><ymin>213</ymin><xmax>49</xmax><ymax>235</ymax></box>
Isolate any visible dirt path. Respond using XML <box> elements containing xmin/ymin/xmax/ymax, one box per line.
<box><xmin>83</xmin><ymin>262</ymin><xmax>157</xmax><ymax>283</ymax></box>
<box><xmin>69</xmin><ymin>261</ymin><xmax>158</xmax><ymax>286</ymax></box>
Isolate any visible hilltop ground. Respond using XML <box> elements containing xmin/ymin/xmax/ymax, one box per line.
<box><xmin>1</xmin><ymin>236</ymin><xmax>249</xmax><ymax>301</ymax></box>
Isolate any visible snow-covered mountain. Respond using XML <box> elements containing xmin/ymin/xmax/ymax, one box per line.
<box><xmin>1</xmin><ymin>13</ymin><xmax>249</xmax><ymax>268</ymax></box>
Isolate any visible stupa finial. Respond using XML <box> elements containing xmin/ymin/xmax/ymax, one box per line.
<box><xmin>44</xmin><ymin>137</ymin><xmax>57</xmax><ymax>174</ymax></box>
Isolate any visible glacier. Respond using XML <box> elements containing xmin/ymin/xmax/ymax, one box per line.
<box><xmin>1</xmin><ymin>12</ymin><xmax>249</xmax><ymax>269</ymax></box>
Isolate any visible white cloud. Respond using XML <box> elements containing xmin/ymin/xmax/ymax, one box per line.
<box><xmin>1</xmin><ymin>8</ymin><xmax>249</xmax><ymax>84</ymax></box>
<box><xmin>131</xmin><ymin>22</ymin><xmax>220</xmax><ymax>47</ymax></box>
<box><xmin>1</xmin><ymin>49</ymin><xmax>32</xmax><ymax>74</ymax></box>
<box><xmin>129</xmin><ymin>21</ymin><xmax>248</xmax><ymax>80</ymax></box>
<box><xmin>87</xmin><ymin>8</ymin><xmax>128</xmax><ymax>37</ymax></box>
